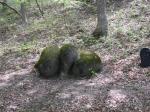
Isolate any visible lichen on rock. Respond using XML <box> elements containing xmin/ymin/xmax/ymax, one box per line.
<box><xmin>34</xmin><ymin>45</ymin><xmax>60</xmax><ymax>78</ymax></box>
<box><xmin>71</xmin><ymin>51</ymin><xmax>102</xmax><ymax>78</ymax></box>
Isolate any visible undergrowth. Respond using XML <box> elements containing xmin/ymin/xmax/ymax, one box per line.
<box><xmin>0</xmin><ymin>0</ymin><xmax>149</xmax><ymax>60</ymax></box>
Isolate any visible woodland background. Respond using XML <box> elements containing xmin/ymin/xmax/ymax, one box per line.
<box><xmin>0</xmin><ymin>0</ymin><xmax>149</xmax><ymax>112</ymax></box>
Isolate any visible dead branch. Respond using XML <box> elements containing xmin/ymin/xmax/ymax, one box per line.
<box><xmin>0</xmin><ymin>1</ymin><xmax>22</xmax><ymax>17</ymax></box>
<box><xmin>35</xmin><ymin>0</ymin><xmax>44</xmax><ymax>16</ymax></box>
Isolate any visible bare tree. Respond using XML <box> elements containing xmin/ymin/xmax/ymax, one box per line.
<box><xmin>93</xmin><ymin>0</ymin><xmax>108</xmax><ymax>37</ymax></box>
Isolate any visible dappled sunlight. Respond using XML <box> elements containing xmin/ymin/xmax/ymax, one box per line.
<box><xmin>102</xmin><ymin>54</ymin><xmax>114</xmax><ymax>62</ymax></box>
<box><xmin>0</xmin><ymin>82</ymin><xmax>10</xmax><ymax>88</ymax></box>
<box><xmin>0</xmin><ymin>48</ymin><xmax>149</xmax><ymax>112</ymax></box>
<box><xmin>0</xmin><ymin>68</ymin><xmax>32</xmax><ymax>89</ymax></box>
<box><xmin>105</xmin><ymin>89</ymin><xmax>143</xmax><ymax>112</ymax></box>
<box><xmin>97</xmin><ymin>76</ymin><xmax>115</xmax><ymax>86</ymax></box>
<box><xmin>7</xmin><ymin>104</ymin><xmax>18</xmax><ymax>111</ymax></box>
<box><xmin>112</xmin><ymin>71</ymin><xmax>124</xmax><ymax>80</ymax></box>
<box><xmin>84</xmin><ymin>82</ymin><xmax>95</xmax><ymax>86</ymax></box>
<box><xmin>0</xmin><ymin>68</ymin><xmax>31</xmax><ymax>81</ymax></box>
<box><xmin>56</xmin><ymin>93</ymin><xmax>71</xmax><ymax>99</ymax></box>
<box><xmin>71</xmin><ymin>94</ymin><xmax>94</xmax><ymax>110</ymax></box>
<box><xmin>26</xmin><ymin>89</ymin><xmax>38</xmax><ymax>95</ymax></box>
<box><xmin>127</xmin><ymin>67</ymin><xmax>150</xmax><ymax>80</ymax></box>
<box><xmin>105</xmin><ymin>89</ymin><xmax>127</xmax><ymax>108</ymax></box>
<box><xmin>0</xmin><ymin>0</ymin><xmax>149</xmax><ymax>111</ymax></box>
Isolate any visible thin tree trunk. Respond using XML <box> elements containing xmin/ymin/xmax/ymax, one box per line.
<box><xmin>35</xmin><ymin>0</ymin><xmax>44</xmax><ymax>16</ymax></box>
<box><xmin>20</xmin><ymin>2</ymin><xmax>28</xmax><ymax>24</ymax></box>
<box><xmin>93</xmin><ymin>0</ymin><xmax>108</xmax><ymax>37</ymax></box>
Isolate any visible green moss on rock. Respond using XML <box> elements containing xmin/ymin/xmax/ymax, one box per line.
<box><xmin>79</xmin><ymin>51</ymin><xmax>101</xmax><ymax>64</ymax></box>
<box><xmin>60</xmin><ymin>44</ymin><xmax>75</xmax><ymax>53</ymax></box>
<box><xmin>60</xmin><ymin>44</ymin><xmax>78</xmax><ymax>75</ymax></box>
<box><xmin>71</xmin><ymin>51</ymin><xmax>102</xmax><ymax>78</ymax></box>
<box><xmin>35</xmin><ymin>45</ymin><xmax>60</xmax><ymax>78</ymax></box>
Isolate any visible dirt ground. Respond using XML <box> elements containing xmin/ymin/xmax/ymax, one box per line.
<box><xmin>0</xmin><ymin>48</ymin><xmax>150</xmax><ymax>112</ymax></box>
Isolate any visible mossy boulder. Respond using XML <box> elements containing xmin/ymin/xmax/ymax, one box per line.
<box><xmin>34</xmin><ymin>45</ymin><xmax>60</xmax><ymax>78</ymax></box>
<box><xmin>60</xmin><ymin>44</ymin><xmax>78</xmax><ymax>75</ymax></box>
<box><xmin>71</xmin><ymin>51</ymin><xmax>102</xmax><ymax>78</ymax></box>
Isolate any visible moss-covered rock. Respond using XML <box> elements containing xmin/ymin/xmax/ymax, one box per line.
<box><xmin>34</xmin><ymin>45</ymin><xmax>60</xmax><ymax>78</ymax></box>
<box><xmin>71</xmin><ymin>51</ymin><xmax>102</xmax><ymax>78</ymax></box>
<box><xmin>60</xmin><ymin>44</ymin><xmax>78</xmax><ymax>75</ymax></box>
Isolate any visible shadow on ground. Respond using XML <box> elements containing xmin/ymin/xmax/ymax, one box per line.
<box><xmin>0</xmin><ymin>52</ymin><xmax>149</xmax><ymax>112</ymax></box>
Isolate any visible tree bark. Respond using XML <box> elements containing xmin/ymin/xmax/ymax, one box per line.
<box><xmin>93</xmin><ymin>0</ymin><xmax>108</xmax><ymax>37</ymax></box>
<box><xmin>20</xmin><ymin>2</ymin><xmax>28</xmax><ymax>24</ymax></box>
<box><xmin>35</xmin><ymin>0</ymin><xmax>44</xmax><ymax>16</ymax></box>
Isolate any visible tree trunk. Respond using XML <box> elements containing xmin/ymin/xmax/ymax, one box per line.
<box><xmin>2</xmin><ymin>0</ymin><xmax>7</xmax><ymax>11</ymax></box>
<box><xmin>20</xmin><ymin>2</ymin><xmax>28</xmax><ymax>24</ymax></box>
<box><xmin>35</xmin><ymin>0</ymin><xmax>44</xmax><ymax>16</ymax></box>
<box><xmin>93</xmin><ymin>0</ymin><xmax>108</xmax><ymax>37</ymax></box>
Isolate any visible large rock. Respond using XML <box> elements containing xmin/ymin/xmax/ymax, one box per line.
<box><xmin>60</xmin><ymin>44</ymin><xmax>78</xmax><ymax>75</ymax></box>
<box><xmin>71</xmin><ymin>51</ymin><xmax>102</xmax><ymax>78</ymax></box>
<box><xmin>34</xmin><ymin>45</ymin><xmax>60</xmax><ymax>78</ymax></box>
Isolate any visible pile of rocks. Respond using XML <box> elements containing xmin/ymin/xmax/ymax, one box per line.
<box><xmin>34</xmin><ymin>44</ymin><xmax>102</xmax><ymax>79</ymax></box>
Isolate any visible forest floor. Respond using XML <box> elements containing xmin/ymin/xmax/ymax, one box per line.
<box><xmin>0</xmin><ymin>0</ymin><xmax>150</xmax><ymax>112</ymax></box>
